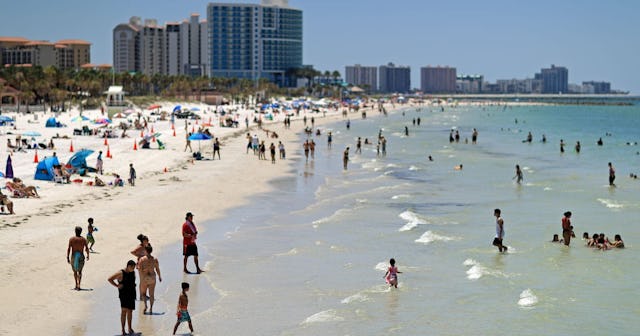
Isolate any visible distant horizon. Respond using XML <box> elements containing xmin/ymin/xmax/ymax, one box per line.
<box><xmin>1</xmin><ymin>0</ymin><xmax>638</xmax><ymax>94</ymax></box>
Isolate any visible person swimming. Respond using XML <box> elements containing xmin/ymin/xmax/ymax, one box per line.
<box><xmin>551</xmin><ymin>234</ymin><xmax>563</xmax><ymax>243</ymax></box>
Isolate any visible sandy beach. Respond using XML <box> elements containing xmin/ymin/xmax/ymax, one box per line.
<box><xmin>0</xmin><ymin>101</ymin><xmax>396</xmax><ymax>335</ymax></box>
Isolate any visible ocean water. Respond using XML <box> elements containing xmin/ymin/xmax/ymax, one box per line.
<box><xmin>111</xmin><ymin>103</ymin><xmax>640</xmax><ymax>335</ymax></box>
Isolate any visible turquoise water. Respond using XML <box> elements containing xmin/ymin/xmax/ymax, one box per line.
<box><xmin>98</xmin><ymin>103</ymin><xmax>639</xmax><ymax>335</ymax></box>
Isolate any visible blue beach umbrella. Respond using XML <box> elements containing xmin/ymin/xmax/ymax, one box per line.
<box><xmin>190</xmin><ymin>107</ymin><xmax>200</xmax><ymax>111</ymax></box>
<box><xmin>67</xmin><ymin>149</ymin><xmax>95</xmax><ymax>169</ymax></box>
<box><xmin>173</xmin><ymin>105</ymin><xmax>182</xmax><ymax>113</ymax></box>
<box><xmin>22</xmin><ymin>131</ymin><xmax>42</xmax><ymax>137</ymax></box>
<box><xmin>71</xmin><ymin>115</ymin><xmax>90</xmax><ymax>122</ymax></box>
<box><xmin>0</xmin><ymin>116</ymin><xmax>14</xmax><ymax>122</ymax></box>
<box><xmin>188</xmin><ymin>132</ymin><xmax>212</xmax><ymax>151</ymax></box>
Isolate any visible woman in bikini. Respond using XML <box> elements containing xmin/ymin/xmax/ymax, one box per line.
<box><xmin>130</xmin><ymin>234</ymin><xmax>149</xmax><ymax>299</ymax></box>
<box><xmin>139</xmin><ymin>244</ymin><xmax>162</xmax><ymax>313</ymax></box>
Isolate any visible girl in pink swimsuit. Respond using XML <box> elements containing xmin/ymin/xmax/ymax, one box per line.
<box><xmin>384</xmin><ymin>258</ymin><xmax>402</xmax><ymax>288</ymax></box>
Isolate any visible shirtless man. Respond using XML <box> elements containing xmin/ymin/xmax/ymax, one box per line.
<box><xmin>67</xmin><ymin>226</ymin><xmax>90</xmax><ymax>290</ymax></box>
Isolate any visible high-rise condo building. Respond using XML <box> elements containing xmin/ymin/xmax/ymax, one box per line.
<box><xmin>379</xmin><ymin>63</ymin><xmax>411</xmax><ymax>93</ymax></box>
<box><xmin>207</xmin><ymin>0</ymin><xmax>303</xmax><ymax>86</ymax></box>
<box><xmin>540</xmin><ymin>65</ymin><xmax>568</xmax><ymax>94</ymax></box>
<box><xmin>113</xmin><ymin>15</ymin><xmax>209</xmax><ymax>76</ymax></box>
<box><xmin>345</xmin><ymin>64</ymin><xmax>377</xmax><ymax>91</ymax></box>
<box><xmin>0</xmin><ymin>37</ymin><xmax>91</xmax><ymax>70</ymax></box>
<box><xmin>421</xmin><ymin>66</ymin><xmax>457</xmax><ymax>93</ymax></box>
<box><xmin>165</xmin><ymin>14</ymin><xmax>209</xmax><ymax>77</ymax></box>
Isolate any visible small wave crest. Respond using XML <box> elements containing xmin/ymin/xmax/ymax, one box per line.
<box><xmin>274</xmin><ymin>248</ymin><xmax>298</xmax><ymax>257</ymax></box>
<box><xmin>415</xmin><ymin>230</ymin><xmax>458</xmax><ymax>244</ymax></box>
<box><xmin>597</xmin><ymin>198</ymin><xmax>624</xmax><ymax>209</ymax></box>
<box><xmin>392</xmin><ymin>194</ymin><xmax>411</xmax><ymax>200</ymax></box>
<box><xmin>463</xmin><ymin>259</ymin><xmax>510</xmax><ymax>280</ymax></box>
<box><xmin>409</xmin><ymin>165</ymin><xmax>422</xmax><ymax>171</ymax></box>
<box><xmin>301</xmin><ymin>309</ymin><xmax>345</xmax><ymax>324</ymax></box>
<box><xmin>518</xmin><ymin>289</ymin><xmax>539</xmax><ymax>307</ymax></box>
<box><xmin>398</xmin><ymin>210</ymin><xmax>428</xmax><ymax>231</ymax></box>
<box><xmin>341</xmin><ymin>293</ymin><xmax>370</xmax><ymax>304</ymax></box>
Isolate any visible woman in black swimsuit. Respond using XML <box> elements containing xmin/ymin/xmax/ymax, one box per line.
<box><xmin>108</xmin><ymin>260</ymin><xmax>137</xmax><ymax>336</ymax></box>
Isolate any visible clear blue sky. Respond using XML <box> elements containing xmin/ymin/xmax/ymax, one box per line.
<box><xmin>1</xmin><ymin>0</ymin><xmax>638</xmax><ymax>93</ymax></box>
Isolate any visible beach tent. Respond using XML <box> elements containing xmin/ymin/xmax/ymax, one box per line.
<box><xmin>45</xmin><ymin>117</ymin><xmax>62</xmax><ymax>127</ymax></box>
<box><xmin>67</xmin><ymin>149</ymin><xmax>94</xmax><ymax>169</ymax></box>
<box><xmin>34</xmin><ymin>156</ymin><xmax>60</xmax><ymax>181</ymax></box>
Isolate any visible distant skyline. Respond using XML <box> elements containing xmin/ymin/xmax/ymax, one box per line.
<box><xmin>1</xmin><ymin>0</ymin><xmax>638</xmax><ymax>93</ymax></box>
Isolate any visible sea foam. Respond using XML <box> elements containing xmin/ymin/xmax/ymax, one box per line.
<box><xmin>301</xmin><ymin>309</ymin><xmax>345</xmax><ymax>324</ymax></box>
<box><xmin>398</xmin><ymin>210</ymin><xmax>428</xmax><ymax>231</ymax></box>
<box><xmin>415</xmin><ymin>231</ymin><xmax>458</xmax><ymax>244</ymax></box>
<box><xmin>518</xmin><ymin>289</ymin><xmax>539</xmax><ymax>307</ymax></box>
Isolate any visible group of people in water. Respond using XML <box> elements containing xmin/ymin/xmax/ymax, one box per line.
<box><xmin>552</xmin><ymin>232</ymin><xmax>624</xmax><ymax>250</ymax></box>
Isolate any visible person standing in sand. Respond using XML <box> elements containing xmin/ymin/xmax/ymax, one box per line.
<box><xmin>269</xmin><ymin>142</ymin><xmax>276</xmax><ymax>164</ymax></box>
<box><xmin>67</xmin><ymin>226</ymin><xmax>90</xmax><ymax>290</ymax></box>
<box><xmin>608</xmin><ymin>162</ymin><xmax>616</xmax><ymax>186</ymax></box>
<box><xmin>213</xmin><ymin>137</ymin><xmax>221</xmax><ymax>160</ymax></box>
<box><xmin>131</xmin><ymin>234</ymin><xmax>149</xmax><ymax>299</ymax></box>
<box><xmin>182</xmin><ymin>212</ymin><xmax>203</xmax><ymax>274</ymax></box>
<box><xmin>184</xmin><ymin>133</ymin><xmax>193</xmax><ymax>152</ymax></box>
<box><xmin>108</xmin><ymin>260</ymin><xmax>137</xmax><ymax>336</ymax></box>
<box><xmin>96</xmin><ymin>150</ymin><xmax>104</xmax><ymax>175</ymax></box>
<box><xmin>128</xmin><ymin>163</ymin><xmax>136</xmax><ymax>186</ymax></box>
<box><xmin>492</xmin><ymin>209</ymin><xmax>507</xmax><ymax>252</ymax></box>
<box><xmin>139</xmin><ymin>244</ymin><xmax>162</xmax><ymax>313</ymax></box>
<box><xmin>562</xmin><ymin>211</ymin><xmax>573</xmax><ymax>246</ymax></box>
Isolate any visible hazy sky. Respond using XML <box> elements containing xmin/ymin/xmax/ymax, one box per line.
<box><xmin>1</xmin><ymin>0</ymin><xmax>638</xmax><ymax>93</ymax></box>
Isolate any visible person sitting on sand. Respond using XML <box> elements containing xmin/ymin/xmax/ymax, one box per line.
<box><xmin>113</xmin><ymin>174</ymin><xmax>124</xmax><ymax>187</ymax></box>
<box><xmin>47</xmin><ymin>138</ymin><xmax>55</xmax><ymax>149</ymax></box>
<box><xmin>10</xmin><ymin>178</ymin><xmax>39</xmax><ymax>198</ymax></box>
<box><xmin>0</xmin><ymin>190</ymin><xmax>15</xmax><ymax>214</ymax></box>
<box><xmin>94</xmin><ymin>176</ymin><xmax>106</xmax><ymax>187</ymax></box>
<box><xmin>609</xmin><ymin>234</ymin><xmax>624</xmax><ymax>248</ymax></box>
<box><xmin>53</xmin><ymin>165</ymin><xmax>71</xmax><ymax>183</ymax></box>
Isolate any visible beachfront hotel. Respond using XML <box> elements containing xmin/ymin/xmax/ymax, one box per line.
<box><xmin>421</xmin><ymin>66</ymin><xmax>457</xmax><ymax>94</ymax></box>
<box><xmin>345</xmin><ymin>64</ymin><xmax>378</xmax><ymax>92</ymax></box>
<box><xmin>540</xmin><ymin>64</ymin><xmax>568</xmax><ymax>94</ymax></box>
<box><xmin>0</xmin><ymin>37</ymin><xmax>91</xmax><ymax>70</ymax></box>
<box><xmin>113</xmin><ymin>14</ymin><xmax>209</xmax><ymax>77</ymax></box>
<box><xmin>378</xmin><ymin>63</ymin><xmax>411</xmax><ymax>94</ymax></box>
<box><xmin>207</xmin><ymin>0</ymin><xmax>303</xmax><ymax>87</ymax></box>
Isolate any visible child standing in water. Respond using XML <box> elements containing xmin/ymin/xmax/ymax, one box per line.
<box><xmin>384</xmin><ymin>258</ymin><xmax>402</xmax><ymax>288</ymax></box>
<box><xmin>173</xmin><ymin>282</ymin><xmax>194</xmax><ymax>335</ymax></box>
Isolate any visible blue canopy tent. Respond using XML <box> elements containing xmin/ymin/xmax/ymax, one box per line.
<box><xmin>67</xmin><ymin>149</ymin><xmax>94</xmax><ymax>170</ymax></box>
<box><xmin>34</xmin><ymin>156</ymin><xmax>60</xmax><ymax>181</ymax></box>
<box><xmin>45</xmin><ymin>117</ymin><xmax>64</xmax><ymax>128</ymax></box>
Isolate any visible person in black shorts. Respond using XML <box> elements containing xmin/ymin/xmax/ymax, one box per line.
<box><xmin>108</xmin><ymin>260</ymin><xmax>137</xmax><ymax>336</ymax></box>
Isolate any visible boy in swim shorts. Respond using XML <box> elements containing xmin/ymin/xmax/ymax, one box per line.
<box><xmin>173</xmin><ymin>282</ymin><xmax>194</xmax><ymax>335</ymax></box>
<box><xmin>67</xmin><ymin>226</ymin><xmax>89</xmax><ymax>290</ymax></box>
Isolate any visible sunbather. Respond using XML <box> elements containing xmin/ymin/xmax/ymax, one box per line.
<box><xmin>11</xmin><ymin>178</ymin><xmax>39</xmax><ymax>198</ymax></box>
<box><xmin>0</xmin><ymin>190</ymin><xmax>15</xmax><ymax>214</ymax></box>
<box><xmin>94</xmin><ymin>176</ymin><xmax>106</xmax><ymax>187</ymax></box>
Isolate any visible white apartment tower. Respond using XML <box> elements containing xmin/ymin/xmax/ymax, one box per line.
<box><xmin>345</xmin><ymin>64</ymin><xmax>378</xmax><ymax>91</ymax></box>
<box><xmin>166</xmin><ymin>14</ymin><xmax>209</xmax><ymax>77</ymax></box>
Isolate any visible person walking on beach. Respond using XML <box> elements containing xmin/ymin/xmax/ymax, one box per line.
<box><xmin>87</xmin><ymin>217</ymin><xmax>97</xmax><ymax>252</ymax></box>
<box><xmin>472</xmin><ymin>128</ymin><xmax>478</xmax><ymax>144</ymax></box>
<box><xmin>96</xmin><ymin>150</ymin><xmax>104</xmax><ymax>175</ymax></box>
<box><xmin>128</xmin><ymin>163</ymin><xmax>136</xmax><ymax>186</ymax></box>
<box><xmin>182</xmin><ymin>212</ymin><xmax>203</xmax><ymax>274</ymax></box>
<box><xmin>405</xmin><ymin>126</ymin><xmax>409</xmax><ymax>137</ymax></box>
<box><xmin>381</xmin><ymin>137</ymin><xmax>387</xmax><ymax>156</ymax></box>
<box><xmin>303</xmin><ymin>140</ymin><xmax>310</xmax><ymax>162</ymax></box>
<box><xmin>327</xmin><ymin>132</ymin><xmax>332</xmax><ymax>149</ymax></box>
<box><xmin>384</xmin><ymin>258</ymin><xmax>402</xmax><ymax>288</ymax></box>
<box><xmin>343</xmin><ymin>147</ymin><xmax>350</xmax><ymax>170</ymax></box>
<box><xmin>131</xmin><ymin>234</ymin><xmax>149</xmax><ymax>298</ymax></box>
<box><xmin>270</xmin><ymin>142</ymin><xmax>276</xmax><ymax>164</ymax></box>
<box><xmin>108</xmin><ymin>260</ymin><xmax>137</xmax><ymax>336</ymax></box>
<box><xmin>346</xmin><ymin>119</ymin><xmax>351</xmax><ymax>130</ymax></box>
<box><xmin>278</xmin><ymin>141</ymin><xmax>286</xmax><ymax>159</ymax></box>
<box><xmin>355</xmin><ymin>137</ymin><xmax>362</xmax><ymax>154</ymax></box>
<box><xmin>514</xmin><ymin>165</ymin><xmax>523</xmax><ymax>184</ymax></box>
<box><xmin>184</xmin><ymin>133</ymin><xmax>193</xmax><ymax>152</ymax></box>
<box><xmin>173</xmin><ymin>282</ymin><xmax>194</xmax><ymax>335</ymax></box>
<box><xmin>575</xmin><ymin>141</ymin><xmax>581</xmax><ymax>153</ymax></box>
<box><xmin>492</xmin><ymin>209</ymin><xmax>507</xmax><ymax>252</ymax></box>
<box><xmin>139</xmin><ymin>244</ymin><xmax>162</xmax><ymax>314</ymax></box>
<box><xmin>213</xmin><ymin>137</ymin><xmax>221</xmax><ymax>160</ymax></box>
<box><xmin>560</xmin><ymin>139</ymin><xmax>565</xmax><ymax>153</ymax></box>
<box><xmin>562</xmin><ymin>211</ymin><xmax>573</xmax><ymax>246</ymax></box>
<box><xmin>310</xmin><ymin>140</ymin><xmax>316</xmax><ymax>159</ymax></box>
<box><xmin>608</xmin><ymin>162</ymin><xmax>616</xmax><ymax>186</ymax></box>
<box><xmin>67</xmin><ymin>226</ymin><xmax>90</xmax><ymax>290</ymax></box>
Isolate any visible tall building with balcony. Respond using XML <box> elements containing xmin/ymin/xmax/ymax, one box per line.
<box><xmin>379</xmin><ymin>63</ymin><xmax>411</xmax><ymax>93</ymax></box>
<box><xmin>0</xmin><ymin>36</ymin><xmax>91</xmax><ymax>70</ymax></box>
<box><xmin>166</xmin><ymin>14</ymin><xmax>209</xmax><ymax>77</ymax></box>
<box><xmin>540</xmin><ymin>65</ymin><xmax>568</xmax><ymax>94</ymax></box>
<box><xmin>207</xmin><ymin>0</ymin><xmax>303</xmax><ymax>86</ymax></box>
<box><xmin>345</xmin><ymin>64</ymin><xmax>377</xmax><ymax>91</ymax></box>
<box><xmin>421</xmin><ymin>66</ymin><xmax>456</xmax><ymax>93</ymax></box>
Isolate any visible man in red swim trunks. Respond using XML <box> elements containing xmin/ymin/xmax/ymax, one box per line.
<box><xmin>182</xmin><ymin>212</ymin><xmax>203</xmax><ymax>274</ymax></box>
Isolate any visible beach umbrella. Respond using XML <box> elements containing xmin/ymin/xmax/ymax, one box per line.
<box><xmin>173</xmin><ymin>105</ymin><xmax>182</xmax><ymax>113</ymax></box>
<box><xmin>22</xmin><ymin>131</ymin><xmax>42</xmax><ymax>137</ymax></box>
<box><xmin>5</xmin><ymin>155</ymin><xmax>13</xmax><ymax>179</ymax></box>
<box><xmin>71</xmin><ymin>115</ymin><xmax>90</xmax><ymax>122</ymax></box>
<box><xmin>124</xmin><ymin>108</ymin><xmax>135</xmax><ymax>114</ymax></box>
<box><xmin>0</xmin><ymin>116</ymin><xmax>14</xmax><ymax>122</ymax></box>
<box><xmin>148</xmin><ymin>104</ymin><xmax>161</xmax><ymax>110</ymax></box>
<box><xmin>190</xmin><ymin>107</ymin><xmax>200</xmax><ymax>111</ymax></box>
<box><xmin>188</xmin><ymin>132</ymin><xmax>212</xmax><ymax>151</ymax></box>
<box><xmin>94</xmin><ymin>118</ymin><xmax>112</xmax><ymax>124</ymax></box>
